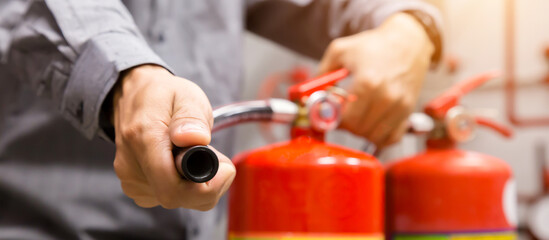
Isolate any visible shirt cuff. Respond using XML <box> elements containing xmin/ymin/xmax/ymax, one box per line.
<box><xmin>62</xmin><ymin>32</ymin><xmax>171</xmax><ymax>140</ymax></box>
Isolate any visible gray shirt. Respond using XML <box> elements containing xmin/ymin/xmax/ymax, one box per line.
<box><xmin>0</xmin><ymin>0</ymin><xmax>441</xmax><ymax>239</ymax></box>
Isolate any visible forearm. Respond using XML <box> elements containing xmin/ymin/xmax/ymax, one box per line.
<box><xmin>246</xmin><ymin>0</ymin><xmax>442</xmax><ymax>61</ymax></box>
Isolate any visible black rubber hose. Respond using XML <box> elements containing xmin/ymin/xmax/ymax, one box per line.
<box><xmin>174</xmin><ymin>146</ymin><xmax>219</xmax><ymax>183</ymax></box>
<box><xmin>173</xmin><ymin>100</ymin><xmax>292</xmax><ymax>183</ymax></box>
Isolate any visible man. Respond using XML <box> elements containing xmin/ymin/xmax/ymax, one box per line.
<box><xmin>0</xmin><ymin>0</ymin><xmax>441</xmax><ymax>239</ymax></box>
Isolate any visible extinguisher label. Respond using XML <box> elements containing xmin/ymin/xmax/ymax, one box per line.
<box><xmin>229</xmin><ymin>232</ymin><xmax>384</xmax><ymax>240</ymax></box>
<box><xmin>393</xmin><ymin>231</ymin><xmax>516</xmax><ymax>240</ymax></box>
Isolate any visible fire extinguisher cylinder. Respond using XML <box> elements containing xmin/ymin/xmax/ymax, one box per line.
<box><xmin>173</xmin><ymin>145</ymin><xmax>219</xmax><ymax>183</ymax></box>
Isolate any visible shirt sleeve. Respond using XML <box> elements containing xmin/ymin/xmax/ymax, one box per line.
<box><xmin>245</xmin><ymin>0</ymin><xmax>443</xmax><ymax>60</ymax></box>
<box><xmin>1</xmin><ymin>0</ymin><xmax>170</xmax><ymax>140</ymax></box>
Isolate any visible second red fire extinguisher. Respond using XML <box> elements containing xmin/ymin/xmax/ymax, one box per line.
<box><xmin>386</xmin><ymin>72</ymin><xmax>518</xmax><ymax>240</ymax></box>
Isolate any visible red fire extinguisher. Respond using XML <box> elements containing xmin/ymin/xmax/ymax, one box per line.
<box><xmin>385</xmin><ymin>72</ymin><xmax>518</xmax><ymax>239</ymax></box>
<box><xmin>217</xmin><ymin>69</ymin><xmax>385</xmax><ymax>240</ymax></box>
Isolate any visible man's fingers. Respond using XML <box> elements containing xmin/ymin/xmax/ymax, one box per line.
<box><xmin>138</xmin><ymin>132</ymin><xmax>188</xmax><ymax>209</ymax></box>
<box><xmin>340</xmin><ymin>74</ymin><xmax>376</xmax><ymax>133</ymax></box>
<box><xmin>355</xmin><ymin>92</ymin><xmax>390</xmax><ymax>137</ymax></box>
<box><xmin>113</xmin><ymin>66</ymin><xmax>232</xmax><ymax>211</ymax></box>
<box><xmin>368</xmin><ymin>105</ymin><xmax>411</xmax><ymax>147</ymax></box>
<box><xmin>169</xmin><ymin>81</ymin><xmax>213</xmax><ymax>147</ymax></box>
<box><xmin>377</xmin><ymin>120</ymin><xmax>409</xmax><ymax>150</ymax></box>
<box><xmin>178</xmin><ymin>147</ymin><xmax>235</xmax><ymax>211</ymax></box>
<box><xmin>140</xmin><ymin>139</ymin><xmax>234</xmax><ymax>210</ymax></box>
<box><xmin>318</xmin><ymin>38</ymin><xmax>349</xmax><ymax>74</ymax></box>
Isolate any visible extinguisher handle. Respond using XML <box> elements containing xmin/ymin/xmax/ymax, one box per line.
<box><xmin>425</xmin><ymin>71</ymin><xmax>501</xmax><ymax>119</ymax></box>
<box><xmin>174</xmin><ymin>99</ymin><xmax>298</xmax><ymax>183</ymax></box>
<box><xmin>288</xmin><ymin>68</ymin><xmax>349</xmax><ymax>101</ymax></box>
<box><xmin>451</xmin><ymin>71</ymin><xmax>500</xmax><ymax>97</ymax></box>
<box><xmin>475</xmin><ymin>116</ymin><xmax>513</xmax><ymax>138</ymax></box>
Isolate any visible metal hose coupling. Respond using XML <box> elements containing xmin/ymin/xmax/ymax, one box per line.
<box><xmin>173</xmin><ymin>99</ymin><xmax>298</xmax><ymax>183</ymax></box>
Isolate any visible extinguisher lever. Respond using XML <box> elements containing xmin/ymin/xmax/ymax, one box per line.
<box><xmin>173</xmin><ymin>98</ymin><xmax>298</xmax><ymax>183</ymax></box>
<box><xmin>452</xmin><ymin>71</ymin><xmax>500</xmax><ymax>97</ymax></box>
<box><xmin>425</xmin><ymin>71</ymin><xmax>501</xmax><ymax>119</ymax></box>
<box><xmin>288</xmin><ymin>68</ymin><xmax>349</xmax><ymax>101</ymax></box>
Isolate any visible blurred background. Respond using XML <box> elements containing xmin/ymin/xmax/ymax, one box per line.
<box><xmin>234</xmin><ymin>0</ymin><xmax>549</xmax><ymax>238</ymax></box>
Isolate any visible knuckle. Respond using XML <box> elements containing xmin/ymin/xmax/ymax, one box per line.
<box><xmin>354</xmin><ymin>76</ymin><xmax>379</xmax><ymax>94</ymax></box>
<box><xmin>328</xmin><ymin>39</ymin><xmax>345</xmax><ymax>53</ymax></box>
<box><xmin>113</xmin><ymin>158</ymin><xmax>123</xmax><ymax>175</ymax></box>
<box><xmin>399</xmin><ymin>101</ymin><xmax>414</xmax><ymax>113</ymax></box>
<box><xmin>113</xmin><ymin>157</ymin><xmax>135</xmax><ymax>181</ymax></box>
<box><xmin>400</xmin><ymin>96</ymin><xmax>416</xmax><ymax>111</ymax></box>
<box><xmin>383</xmin><ymin>91</ymin><xmax>400</xmax><ymax>105</ymax></box>
<box><xmin>358</xmin><ymin>70</ymin><xmax>378</xmax><ymax>82</ymax></box>
<box><xmin>120</xmin><ymin>122</ymin><xmax>144</xmax><ymax>141</ymax></box>
<box><xmin>378</xmin><ymin>83</ymin><xmax>400</xmax><ymax>102</ymax></box>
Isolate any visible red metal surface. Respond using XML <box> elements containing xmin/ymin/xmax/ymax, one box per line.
<box><xmin>288</xmin><ymin>68</ymin><xmax>349</xmax><ymax>101</ymax></box>
<box><xmin>290</xmin><ymin>127</ymin><xmax>324</xmax><ymax>141</ymax></box>
<box><xmin>229</xmin><ymin>136</ymin><xmax>384</xmax><ymax>235</ymax></box>
<box><xmin>386</xmin><ymin>149</ymin><xmax>514</xmax><ymax>232</ymax></box>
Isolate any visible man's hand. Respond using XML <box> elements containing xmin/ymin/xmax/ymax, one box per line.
<box><xmin>112</xmin><ymin>65</ymin><xmax>236</xmax><ymax>210</ymax></box>
<box><xmin>319</xmin><ymin>13</ymin><xmax>435</xmax><ymax>149</ymax></box>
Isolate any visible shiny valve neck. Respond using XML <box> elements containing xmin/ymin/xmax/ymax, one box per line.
<box><xmin>287</xmin><ymin>69</ymin><xmax>350</xmax><ymax>139</ymax></box>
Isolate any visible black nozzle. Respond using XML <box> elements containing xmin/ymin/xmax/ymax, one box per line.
<box><xmin>174</xmin><ymin>145</ymin><xmax>219</xmax><ymax>183</ymax></box>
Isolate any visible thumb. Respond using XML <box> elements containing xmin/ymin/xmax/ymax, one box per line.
<box><xmin>169</xmin><ymin>116</ymin><xmax>211</xmax><ymax>147</ymax></box>
<box><xmin>318</xmin><ymin>39</ymin><xmax>346</xmax><ymax>75</ymax></box>
<box><xmin>169</xmin><ymin>84</ymin><xmax>213</xmax><ymax>147</ymax></box>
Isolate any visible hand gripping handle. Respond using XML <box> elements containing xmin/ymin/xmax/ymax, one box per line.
<box><xmin>173</xmin><ymin>99</ymin><xmax>298</xmax><ymax>183</ymax></box>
